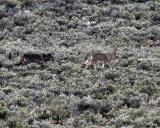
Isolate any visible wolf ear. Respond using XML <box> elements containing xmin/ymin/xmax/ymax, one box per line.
<box><xmin>47</xmin><ymin>53</ymin><xmax>52</xmax><ymax>56</ymax></box>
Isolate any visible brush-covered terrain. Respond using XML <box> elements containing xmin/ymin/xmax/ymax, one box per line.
<box><xmin>0</xmin><ymin>0</ymin><xmax>160</xmax><ymax>127</ymax></box>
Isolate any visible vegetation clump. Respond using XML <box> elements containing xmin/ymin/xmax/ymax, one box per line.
<box><xmin>0</xmin><ymin>0</ymin><xmax>160</xmax><ymax>127</ymax></box>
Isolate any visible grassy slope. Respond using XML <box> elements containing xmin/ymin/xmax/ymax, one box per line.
<box><xmin>0</xmin><ymin>0</ymin><xmax>160</xmax><ymax>127</ymax></box>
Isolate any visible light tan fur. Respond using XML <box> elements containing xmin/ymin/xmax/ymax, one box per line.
<box><xmin>85</xmin><ymin>50</ymin><xmax>118</xmax><ymax>69</ymax></box>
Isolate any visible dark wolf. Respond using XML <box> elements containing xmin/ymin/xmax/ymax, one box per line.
<box><xmin>16</xmin><ymin>53</ymin><xmax>53</xmax><ymax>67</ymax></box>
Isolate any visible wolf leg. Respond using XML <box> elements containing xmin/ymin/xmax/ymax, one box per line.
<box><xmin>94</xmin><ymin>64</ymin><xmax>97</xmax><ymax>70</ymax></box>
<box><xmin>40</xmin><ymin>64</ymin><xmax>44</xmax><ymax>68</ymax></box>
<box><xmin>102</xmin><ymin>63</ymin><xmax>105</xmax><ymax>68</ymax></box>
<box><xmin>39</xmin><ymin>61</ymin><xmax>44</xmax><ymax>69</ymax></box>
<box><xmin>108</xmin><ymin>62</ymin><xmax>113</xmax><ymax>68</ymax></box>
<box><xmin>23</xmin><ymin>58</ymin><xmax>30</xmax><ymax>65</ymax></box>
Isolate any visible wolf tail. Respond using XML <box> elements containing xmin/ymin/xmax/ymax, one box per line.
<box><xmin>85</xmin><ymin>55</ymin><xmax>93</xmax><ymax>65</ymax></box>
<box><xmin>15</xmin><ymin>56</ymin><xmax>24</xmax><ymax>65</ymax></box>
<box><xmin>15</xmin><ymin>60</ymin><xmax>22</xmax><ymax>65</ymax></box>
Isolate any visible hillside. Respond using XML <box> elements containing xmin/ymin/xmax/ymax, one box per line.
<box><xmin>0</xmin><ymin>0</ymin><xmax>160</xmax><ymax>127</ymax></box>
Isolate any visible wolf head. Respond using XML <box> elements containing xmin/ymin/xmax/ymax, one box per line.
<box><xmin>108</xmin><ymin>50</ymin><xmax>118</xmax><ymax>60</ymax></box>
<box><xmin>44</xmin><ymin>53</ymin><xmax>54</xmax><ymax>61</ymax></box>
